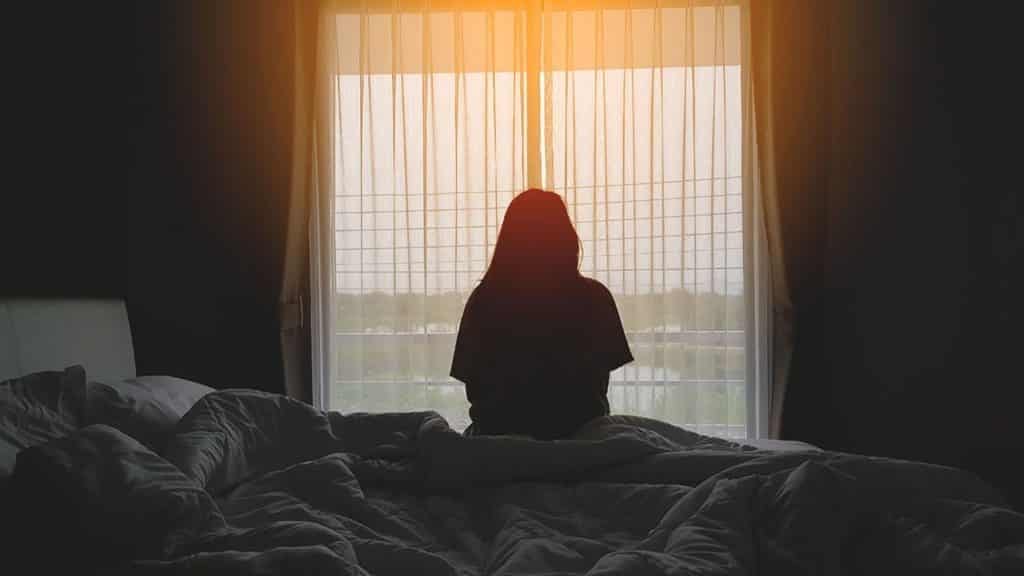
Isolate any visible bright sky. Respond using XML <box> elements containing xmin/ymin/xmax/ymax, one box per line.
<box><xmin>334</xmin><ymin>65</ymin><xmax>743</xmax><ymax>296</ymax></box>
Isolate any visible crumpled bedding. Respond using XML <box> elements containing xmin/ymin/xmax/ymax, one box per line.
<box><xmin>10</xmin><ymin>389</ymin><xmax>1024</xmax><ymax>575</ymax></box>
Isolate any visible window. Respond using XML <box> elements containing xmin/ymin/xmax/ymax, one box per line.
<box><xmin>314</xmin><ymin>1</ymin><xmax>762</xmax><ymax>439</ymax></box>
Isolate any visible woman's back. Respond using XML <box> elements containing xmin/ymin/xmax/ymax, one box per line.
<box><xmin>451</xmin><ymin>275</ymin><xmax>632</xmax><ymax>439</ymax></box>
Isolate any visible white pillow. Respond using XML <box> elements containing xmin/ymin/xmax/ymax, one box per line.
<box><xmin>85</xmin><ymin>375</ymin><xmax>214</xmax><ymax>452</ymax></box>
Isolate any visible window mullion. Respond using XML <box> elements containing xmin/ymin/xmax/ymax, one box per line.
<box><xmin>526</xmin><ymin>0</ymin><xmax>542</xmax><ymax>189</ymax></box>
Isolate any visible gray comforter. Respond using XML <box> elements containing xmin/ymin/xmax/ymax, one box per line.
<box><xmin>10</xmin><ymin>390</ymin><xmax>1024</xmax><ymax>575</ymax></box>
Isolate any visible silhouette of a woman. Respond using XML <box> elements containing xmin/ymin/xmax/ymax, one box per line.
<box><xmin>451</xmin><ymin>189</ymin><xmax>633</xmax><ymax>439</ymax></box>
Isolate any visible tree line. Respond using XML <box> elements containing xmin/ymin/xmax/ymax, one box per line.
<box><xmin>335</xmin><ymin>288</ymin><xmax>746</xmax><ymax>333</ymax></box>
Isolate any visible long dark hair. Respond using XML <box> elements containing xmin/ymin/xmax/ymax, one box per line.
<box><xmin>482</xmin><ymin>188</ymin><xmax>581</xmax><ymax>287</ymax></box>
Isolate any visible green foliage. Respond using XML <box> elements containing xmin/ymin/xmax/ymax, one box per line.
<box><xmin>335</xmin><ymin>288</ymin><xmax>745</xmax><ymax>333</ymax></box>
<box><xmin>331</xmin><ymin>290</ymin><xmax>747</xmax><ymax>435</ymax></box>
<box><xmin>335</xmin><ymin>292</ymin><xmax>466</xmax><ymax>332</ymax></box>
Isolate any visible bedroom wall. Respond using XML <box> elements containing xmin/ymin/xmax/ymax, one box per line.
<box><xmin>3</xmin><ymin>1</ymin><xmax>294</xmax><ymax>394</ymax></box>
<box><xmin>779</xmin><ymin>1</ymin><xmax>1023</xmax><ymax>510</ymax></box>
<box><xmin>126</xmin><ymin>0</ymin><xmax>295</xmax><ymax>393</ymax></box>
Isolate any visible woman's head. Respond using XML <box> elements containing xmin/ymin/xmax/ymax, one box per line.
<box><xmin>483</xmin><ymin>188</ymin><xmax>580</xmax><ymax>286</ymax></box>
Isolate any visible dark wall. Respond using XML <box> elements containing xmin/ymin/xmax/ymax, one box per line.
<box><xmin>3</xmin><ymin>1</ymin><xmax>294</xmax><ymax>393</ymax></box>
<box><xmin>129</xmin><ymin>0</ymin><xmax>295</xmax><ymax>392</ymax></box>
<box><xmin>780</xmin><ymin>1</ymin><xmax>1023</xmax><ymax>509</ymax></box>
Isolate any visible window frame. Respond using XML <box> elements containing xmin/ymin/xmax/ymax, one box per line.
<box><xmin>311</xmin><ymin>0</ymin><xmax>768</xmax><ymax>439</ymax></box>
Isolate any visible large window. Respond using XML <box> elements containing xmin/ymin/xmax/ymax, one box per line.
<box><xmin>316</xmin><ymin>1</ymin><xmax>760</xmax><ymax>438</ymax></box>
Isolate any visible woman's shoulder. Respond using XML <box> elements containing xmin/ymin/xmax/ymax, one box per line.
<box><xmin>464</xmin><ymin>282</ymin><xmax>488</xmax><ymax>308</ymax></box>
<box><xmin>576</xmin><ymin>276</ymin><xmax>615</xmax><ymax>303</ymax></box>
<box><xmin>577</xmin><ymin>275</ymin><xmax>611</xmax><ymax>294</ymax></box>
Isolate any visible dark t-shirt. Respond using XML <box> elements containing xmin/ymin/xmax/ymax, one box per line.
<box><xmin>450</xmin><ymin>276</ymin><xmax>633</xmax><ymax>440</ymax></box>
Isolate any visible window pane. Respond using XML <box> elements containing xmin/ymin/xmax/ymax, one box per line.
<box><xmin>330</xmin><ymin>5</ymin><xmax>746</xmax><ymax>438</ymax></box>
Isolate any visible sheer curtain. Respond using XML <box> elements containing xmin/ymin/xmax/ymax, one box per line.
<box><xmin>314</xmin><ymin>0</ymin><xmax>758</xmax><ymax>438</ymax></box>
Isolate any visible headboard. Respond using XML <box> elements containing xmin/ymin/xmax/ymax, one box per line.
<box><xmin>0</xmin><ymin>299</ymin><xmax>136</xmax><ymax>382</ymax></box>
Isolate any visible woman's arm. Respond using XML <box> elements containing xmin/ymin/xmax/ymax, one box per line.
<box><xmin>450</xmin><ymin>288</ymin><xmax>483</xmax><ymax>404</ymax></box>
<box><xmin>590</xmin><ymin>280</ymin><xmax>634</xmax><ymax>373</ymax></box>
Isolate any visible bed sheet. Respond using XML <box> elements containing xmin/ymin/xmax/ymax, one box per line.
<box><xmin>8</xmin><ymin>390</ymin><xmax>1022</xmax><ymax>575</ymax></box>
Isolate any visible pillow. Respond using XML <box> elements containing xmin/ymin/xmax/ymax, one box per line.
<box><xmin>0</xmin><ymin>365</ymin><xmax>88</xmax><ymax>476</ymax></box>
<box><xmin>85</xmin><ymin>375</ymin><xmax>214</xmax><ymax>452</ymax></box>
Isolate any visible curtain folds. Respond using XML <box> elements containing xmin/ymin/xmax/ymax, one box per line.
<box><xmin>307</xmin><ymin>0</ymin><xmax>766</xmax><ymax>438</ymax></box>
<box><xmin>280</xmin><ymin>1</ymin><xmax>321</xmax><ymax>403</ymax></box>
<box><xmin>748</xmin><ymin>0</ymin><xmax>791</xmax><ymax>439</ymax></box>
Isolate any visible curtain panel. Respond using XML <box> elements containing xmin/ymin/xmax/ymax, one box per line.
<box><xmin>747</xmin><ymin>0</ymin><xmax>791</xmax><ymax>439</ymax></box>
<box><xmin>747</xmin><ymin>0</ymin><xmax>834</xmax><ymax>441</ymax></box>
<box><xmin>305</xmin><ymin>0</ymin><xmax>780</xmax><ymax>438</ymax></box>
<box><xmin>280</xmin><ymin>0</ymin><xmax>321</xmax><ymax>403</ymax></box>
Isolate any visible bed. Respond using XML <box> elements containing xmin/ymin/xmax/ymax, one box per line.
<box><xmin>2</xmin><ymin>299</ymin><xmax>1021</xmax><ymax>574</ymax></box>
